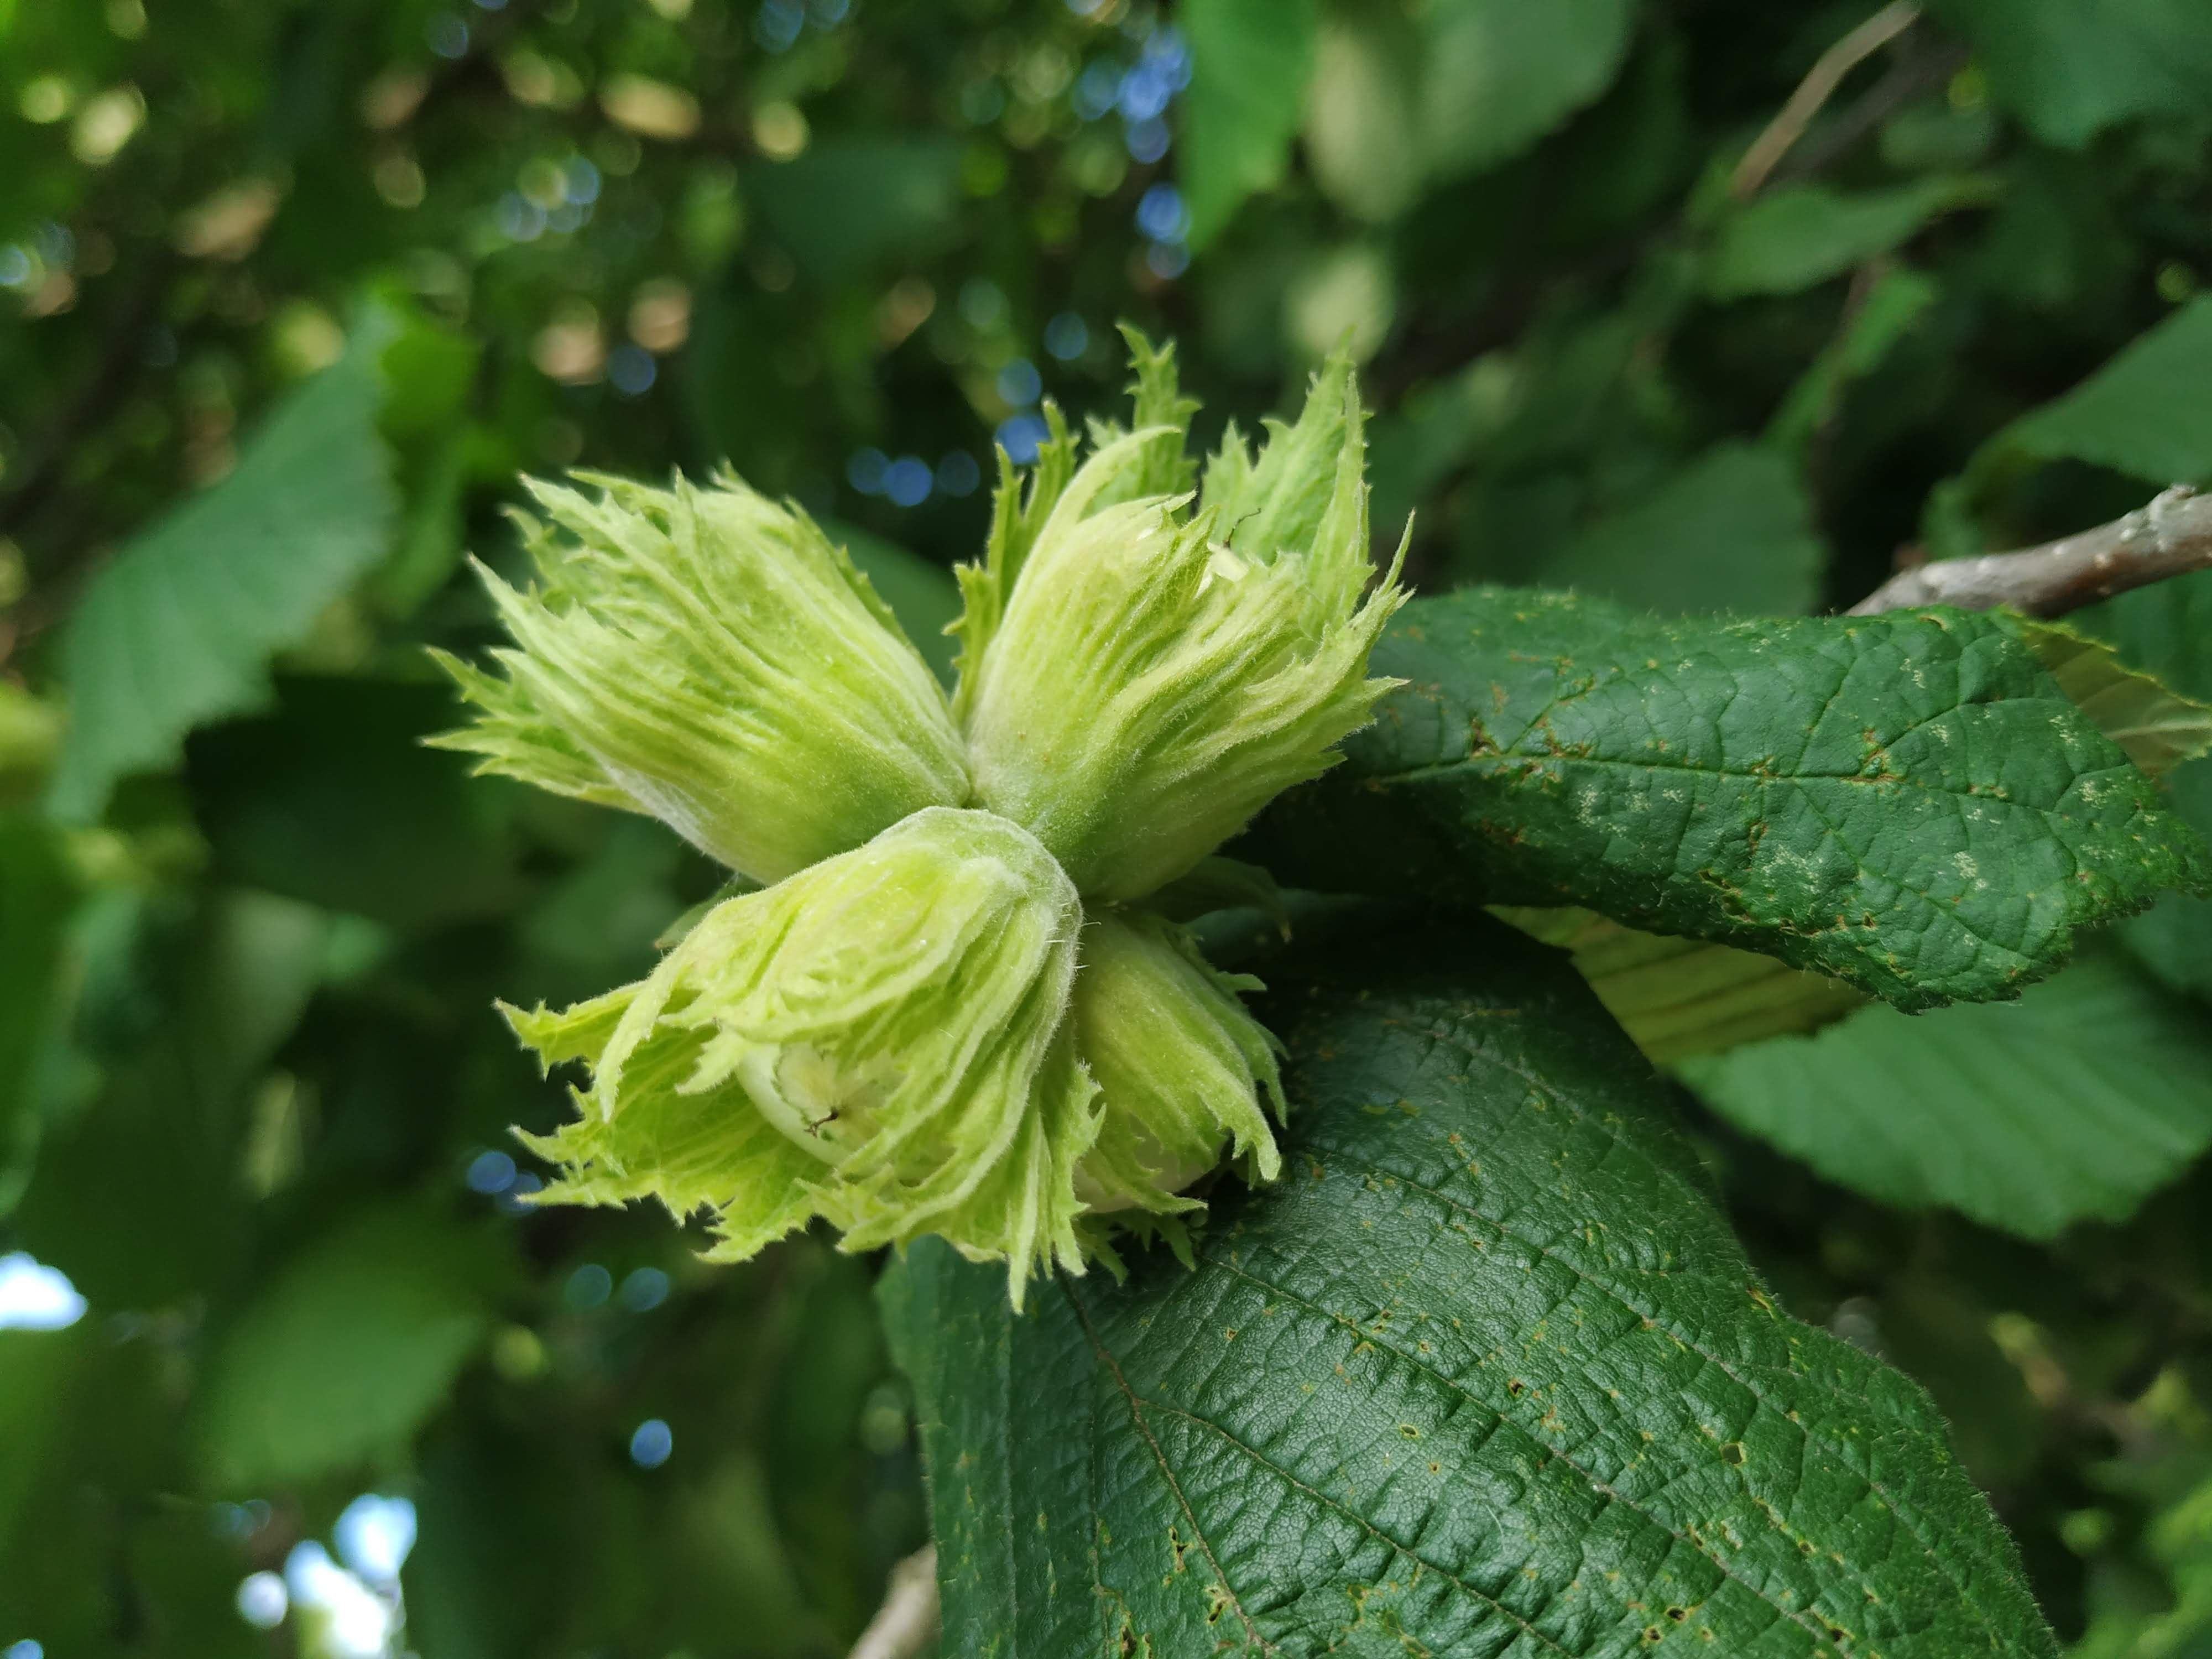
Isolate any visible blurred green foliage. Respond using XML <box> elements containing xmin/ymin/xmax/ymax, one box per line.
<box><xmin>1</xmin><ymin>0</ymin><xmax>2210</xmax><ymax>1653</ymax></box>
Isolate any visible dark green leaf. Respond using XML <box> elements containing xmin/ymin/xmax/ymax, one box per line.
<box><xmin>1923</xmin><ymin>0</ymin><xmax>2212</xmax><ymax>149</ymax></box>
<box><xmin>2085</xmin><ymin>567</ymin><xmax>2212</xmax><ymax>708</ymax></box>
<box><xmin>1989</xmin><ymin>295</ymin><xmax>2212</xmax><ymax>485</ymax></box>
<box><xmin>2084</xmin><ymin>567</ymin><xmax>2212</xmax><ymax>708</ymax></box>
<box><xmin>883</xmin><ymin>915</ymin><xmax>2057</xmax><ymax>1657</ymax></box>
<box><xmin>1540</xmin><ymin>440</ymin><xmax>1824</xmax><ymax>616</ymax></box>
<box><xmin>0</xmin><ymin>684</ymin><xmax>62</xmax><ymax>798</ymax></box>
<box><xmin>1704</xmin><ymin>178</ymin><xmax>1997</xmax><ymax>301</ymax></box>
<box><xmin>187</xmin><ymin>675</ymin><xmax>528</xmax><ymax>933</ymax></box>
<box><xmin>1179</xmin><ymin>0</ymin><xmax>1318</xmax><ymax>248</ymax></box>
<box><xmin>11</xmin><ymin>891</ymin><xmax>332</xmax><ymax>1308</ymax></box>
<box><xmin>1</xmin><ymin>1322</ymin><xmax>248</xmax><ymax>1654</ymax></box>
<box><xmin>47</xmin><ymin>328</ymin><xmax>398</xmax><ymax>822</ymax></box>
<box><xmin>1683</xmin><ymin>948</ymin><xmax>2212</xmax><ymax>1237</ymax></box>
<box><xmin>2071</xmin><ymin>1465</ymin><xmax>2212</xmax><ymax>1657</ymax></box>
<box><xmin>1765</xmin><ymin>268</ymin><xmax>1940</xmax><ymax>460</ymax></box>
<box><xmin>520</xmin><ymin>816</ymin><xmax>692</xmax><ymax>992</ymax></box>
<box><xmin>404</xmin><ymin>1418</ymin><xmax>601</xmax><ymax>1659</ymax></box>
<box><xmin>193</xmin><ymin>1203</ymin><xmax>498</xmax><ymax>1491</ymax></box>
<box><xmin>0</xmin><ymin>813</ymin><xmax>75</xmax><ymax>1132</ymax></box>
<box><xmin>744</xmin><ymin>140</ymin><xmax>964</xmax><ymax>280</ymax></box>
<box><xmin>370</xmin><ymin>436</ymin><xmax>471</xmax><ymax>618</ymax></box>
<box><xmin>0</xmin><ymin>1328</ymin><xmax>80</xmax><ymax>1553</ymax></box>
<box><xmin>1243</xmin><ymin>589</ymin><xmax>2211</xmax><ymax>1009</ymax></box>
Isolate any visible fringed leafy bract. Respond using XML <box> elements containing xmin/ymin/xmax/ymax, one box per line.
<box><xmin>960</xmin><ymin>345</ymin><xmax>1407</xmax><ymax>900</ymax></box>
<box><xmin>458</xmin><ymin>333</ymin><xmax>1418</xmax><ymax>1303</ymax></box>
<box><xmin>1072</xmin><ymin>911</ymin><xmax>1285</xmax><ymax>1220</ymax></box>
<box><xmin>510</xmin><ymin>807</ymin><xmax>1097</xmax><ymax>1304</ymax></box>
<box><xmin>432</xmin><ymin>470</ymin><xmax>968</xmax><ymax>885</ymax></box>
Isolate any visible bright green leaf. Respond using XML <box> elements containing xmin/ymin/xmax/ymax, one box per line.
<box><xmin>1243</xmin><ymin>589</ymin><xmax>2211</xmax><ymax>1010</ymax></box>
<box><xmin>1495</xmin><ymin>905</ymin><xmax>1865</xmax><ymax>1061</ymax></box>
<box><xmin>1923</xmin><ymin>0</ymin><xmax>2212</xmax><ymax>149</ymax></box>
<box><xmin>1683</xmin><ymin>948</ymin><xmax>2212</xmax><ymax>1238</ymax></box>
<box><xmin>193</xmin><ymin>1204</ymin><xmax>497</xmax><ymax>1492</ymax></box>
<box><xmin>883</xmin><ymin>916</ymin><xmax>2057</xmax><ymax>1657</ymax></box>
<box><xmin>1418</xmin><ymin>0</ymin><xmax>1636</xmax><ymax>181</ymax></box>
<box><xmin>47</xmin><ymin>326</ymin><xmax>398</xmax><ymax>822</ymax></box>
<box><xmin>1766</xmin><ymin>267</ymin><xmax>1940</xmax><ymax>460</ymax></box>
<box><xmin>1540</xmin><ymin>440</ymin><xmax>1825</xmax><ymax>615</ymax></box>
<box><xmin>1704</xmin><ymin>176</ymin><xmax>1998</xmax><ymax>300</ymax></box>
<box><xmin>1178</xmin><ymin>0</ymin><xmax>1317</xmax><ymax>249</ymax></box>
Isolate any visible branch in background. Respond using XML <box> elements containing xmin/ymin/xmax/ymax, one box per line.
<box><xmin>1768</xmin><ymin>39</ymin><xmax>1970</xmax><ymax>188</ymax></box>
<box><xmin>847</xmin><ymin>1546</ymin><xmax>938</xmax><ymax>1659</ymax></box>
<box><xmin>1849</xmin><ymin>485</ymin><xmax>2212</xmax><ymax>616</ymax></box>
<box><xmin>1730</xmin><ymin>1</ymin><xmax>1921</xmax><ymax>200</ymax></box>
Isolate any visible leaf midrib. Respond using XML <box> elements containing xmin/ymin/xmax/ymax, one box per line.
<box><xmin>1199</xmin><ymin>1251</ymin><xmax>1852</xmax><ymax>1654</ymax></box>
<box><xmin>1376</xmin><ymin>743</ymin><xmax>2140</xmax><ymax>815</ymax></box>
<box><xmin>1371</xmin><ymin>743</ymin><xmax>2120</xmax><ymax>990</ymax></box>
<box><xmin>1065</xmin><ymin>1277</ymin><xmax>1573</xmax><ymax>1659</ymax></box>
<box><xmin>1061</xmin><ymin>1281</ymin><xmax>1274</xmax><ymax>1656</ymax></box>
<box><xmin>1358</xmin><ymin>1019</ymin><xmax>2004</xmax><ymax>1651</ymax></box>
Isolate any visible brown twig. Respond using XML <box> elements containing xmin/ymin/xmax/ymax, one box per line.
<box><xmin>847</xmin><ymin>1546</ymin><xmax>938</xmax><ymax>1659</ymax></box>
<box><xmin>1730</xmin><ymin>1</ymin><xmax>1922</xmax><ymax>200</ymax></box>
<box><xmin>1767</xmin><ymin>39</ymin><xmax>1971</xmax><ymax>188</ymax></box>
<box><xmin>1848</xmin><ymin>485</ymin><xmax>2212</xmax><ymax>617</ymax></box>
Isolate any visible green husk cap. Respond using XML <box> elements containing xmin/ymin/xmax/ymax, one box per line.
<box><xmin>458</xmin><ymin>333</ymin><xmax>1412</xmax><ymax>1303</ymax></box>
<box><xmin>431</xmin><ymin>470</ymin><xmax>968</xmax><ymax>886</ymax></box>
<box><xmin>509</xmin><ymin>806</ymin><xmax>1099</xmax><ymax>1305</ymax></box>
<box><xmin>957</xmin><ymin>341</ymin><xmax>1407</xmax><ymax>901</ymax></box>
<box><xmin>1072</xmin><ymin>911</ymin><xmax>1285</xmax><ymax>1220</ymax></box>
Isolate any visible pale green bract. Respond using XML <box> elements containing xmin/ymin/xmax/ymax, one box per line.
<box><xmin>1071</xmin><ymin>912</ymin><xmax>1285</xmax><ymax>1224</ymax></box>
<box><xmin>958</xmin><ymin>346</ymin><xmax>1408</xmax><ymax>900</ymax></box>
<box><xmin>430</xmin><ymin>469</ymin><xmax>968</xmax><ymax>886</ymax></box>
<box><xmin>443</xmin><ymin>333</ymin><xmax>1402</xmax><ymax>1298</ymax></box>
<box><xmin>508</xmin><ymin>808</ymin><xmax>1099</xmax><ymax>1301</ymax></box>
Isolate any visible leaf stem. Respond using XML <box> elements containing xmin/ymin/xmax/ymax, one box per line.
<box><xmin>1730</xmin><ymin>1</ymin><xmax>1922</xmax><ymax>200</ymax></box>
